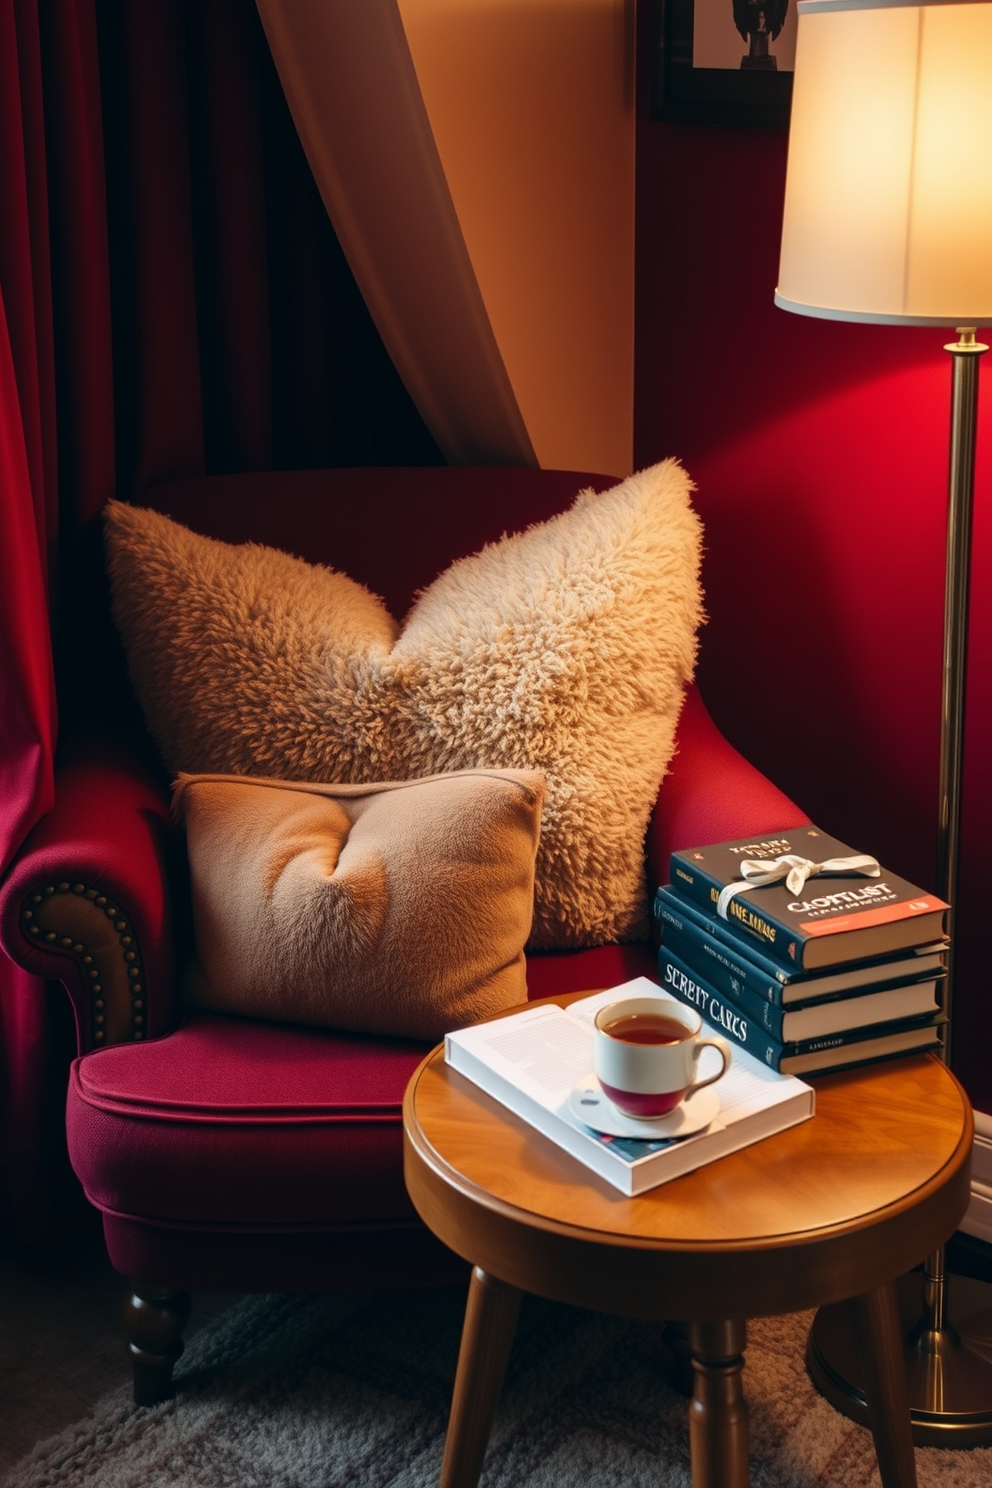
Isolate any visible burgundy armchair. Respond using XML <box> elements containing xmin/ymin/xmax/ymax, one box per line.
<box><xmin>0</xmin><ymin>465</ymin><xmax>807</xmax><ymax>1404</ymax></box>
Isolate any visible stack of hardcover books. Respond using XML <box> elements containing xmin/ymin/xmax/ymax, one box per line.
<box><xmin>655</xmin><ymin>825</ymin><xmax>948</xmax><ymax>1076</ymax></box>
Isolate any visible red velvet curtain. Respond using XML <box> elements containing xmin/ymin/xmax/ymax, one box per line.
<box><xmin>0</xmin><ymin>0</ymin><xmax>105</xmax><ymax>1239</ymax></box>
<box><xmin>0</xmin><ymin>0</ymin><xmax>440</xmax><ymax>1237</ymax></box>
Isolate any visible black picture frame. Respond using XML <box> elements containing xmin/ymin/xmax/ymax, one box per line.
<box><xmin>652</xmin><ymin>0</ymin><xmax>793</xmax><ymax>130</ymax></box>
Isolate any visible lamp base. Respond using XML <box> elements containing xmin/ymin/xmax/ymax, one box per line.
<box><xmin>807</xmin><ymin>1270</ymin><xmax>992</xmax><ymax>1447</ymax></box>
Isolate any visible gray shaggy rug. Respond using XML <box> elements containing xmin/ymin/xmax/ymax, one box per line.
<box><xmin>3</xmin><ymin>1285</ymin><xmax>992</xmax><ymax>1487</ymax></box>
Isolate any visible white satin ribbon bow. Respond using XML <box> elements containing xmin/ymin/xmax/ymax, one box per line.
<box><xmin>715</xmin><ymin>852</ymin><xmax>881</xmax><ymax>920</ymax></box>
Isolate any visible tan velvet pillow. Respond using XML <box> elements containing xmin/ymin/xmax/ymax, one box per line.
<box><xmin>107</xmin><ymin>462</ymin><xmax>703</xmax><ymax>950</ymax></box>
<box><xmin>173</xmin><ymin>768</ymin><xmax>545</xmax><ymax>1040</ymax></box>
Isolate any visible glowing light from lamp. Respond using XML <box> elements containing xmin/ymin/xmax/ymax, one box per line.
<box><xmin>776</xmin><ymin>0</ymin><xmax>992</xmax><ymax>327</ymax></box>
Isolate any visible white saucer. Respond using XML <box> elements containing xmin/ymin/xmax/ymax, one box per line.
<box><xmin>568</xmin><ymin>1076</ymin><xmax>721</xmax><ymax>1140</ymax></box>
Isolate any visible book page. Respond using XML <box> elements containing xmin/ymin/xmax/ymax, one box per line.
<box><xmin>468</xmin><ymin>1007</ymin><xmax>594</xmax><ymax>1105</ymax></box>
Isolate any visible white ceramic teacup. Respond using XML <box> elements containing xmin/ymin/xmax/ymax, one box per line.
<box><xmin>593</xmin><ymin>996</ymin><xmax>730</xmax><ymax>1119</ymax></box>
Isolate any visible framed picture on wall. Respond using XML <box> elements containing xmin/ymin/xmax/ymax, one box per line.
<box><xmin>652</xmin><ymin>0</ymin><xmax>794</xmax><ymax>128</ymax></box>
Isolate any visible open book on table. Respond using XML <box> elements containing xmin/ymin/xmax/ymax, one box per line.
<box><xmin>444</xmin><ymin>977</ymin><xmax>815</xmax><ymax>1196</ymax></box>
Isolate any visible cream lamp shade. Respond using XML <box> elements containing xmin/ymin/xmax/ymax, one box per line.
<box><xmin>775</xmin><ymin>0</ymin><xmax>992</xmax><ymax>326</ymax></box>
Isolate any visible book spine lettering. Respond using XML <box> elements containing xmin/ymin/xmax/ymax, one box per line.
<box><xmin>656</xmin><ymin>904</ymin><xmax>790</xmax><ymax>1017</ymax></box>
<box><xmin>658</xmin><ymin>947</ymin><xmax>790</xmax><ymax>1070</ymax></box>
<box><xmin>655</xmin><ymin>887</ymin><xmax>792</xmax><ymax>984</ymax></box>
<box><xmin>668</xmin><ymin>860</ymin><xmax>801</xmax><ymax>965</ymax></box>
<box><xmin>665</xmin><ymin>934</ymin><xmax>789</xmax><ymax>1038</ymax></box>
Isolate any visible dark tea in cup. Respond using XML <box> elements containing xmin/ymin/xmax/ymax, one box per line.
<box><xmin>598</xmin><ymin>1011</ymin><xmax>692</xmax><ymax>1046</ymax></box>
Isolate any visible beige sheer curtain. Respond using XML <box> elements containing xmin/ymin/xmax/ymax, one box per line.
<box><xmin>254</xmin><ymin>0</ymin><xmax>635</xmax><ymax>475</ymax></box>
<box><xmin>254</xmin><ymin>0</ymin><xmax>535</xmax><ymax>467</ymax></box>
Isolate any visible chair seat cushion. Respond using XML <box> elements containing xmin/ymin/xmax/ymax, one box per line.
<box><xmin>67</xmin><ymin>1012</ymin><xmax>430</xmax><ymax>1229</ymax></box>
<box><xmin>66</xmin><ymin>943</ymin><xmax>659</xmax><ymax>1235</ymax></box>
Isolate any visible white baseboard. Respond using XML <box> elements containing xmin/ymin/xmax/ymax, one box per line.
<box><xmin>962</xmin><ymin>1108</ymin><xmax>992</xmax><ymax>1246</ymax></box>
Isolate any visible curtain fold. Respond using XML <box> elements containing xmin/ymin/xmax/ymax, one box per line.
<box><xmin>189</xmin><ymin>1</ymin><xmax>273</xmax><ymax>472</ymax></box>
<box><xmin>40</xmin><ymin>0</ymin><xmax>116</xmax><ymax>526</ymax></box>
<box><xmin>0</xmin><ymin>2</ymin><xmax>57</xmax><ymax>560</ymax></box>
<box><xmin>104</xmin><ymin>0</ymin><xmax>206</xmax><ymax>490</ymax></box>
<box><xmin>0</xmin><ymin>286</ymin><xmax>55</xmax><ymax>870</ymax></box>
<box><xmin>255</xmin><ymin>0</ymin><xmax>536</xmax><ymax>467</ymax></box>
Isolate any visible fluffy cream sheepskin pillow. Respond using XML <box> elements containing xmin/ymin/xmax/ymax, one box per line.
<box><xmin>105</xmin><ymin>462</ymin><xmax>703</xmax><ymax>948</ymax></box>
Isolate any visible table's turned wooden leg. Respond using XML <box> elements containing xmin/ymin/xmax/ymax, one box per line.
<box><xmin>439</xmin><ymin>1265</ymin><xmax>523</xmax><ymax>1488</ymax></box>
<box><xmin>687</xmin><ymin>1318</ymin><xmax>750</xmax><ymax>1488</ymax></box>
<box><xmin>848</xmin><ymin>1282</ymin><xmax>918</xmax><ymax>1488</ymax></box>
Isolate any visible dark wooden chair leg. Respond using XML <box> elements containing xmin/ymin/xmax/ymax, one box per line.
<box><xmin>124</xmin><ymin>1282</ymin><xmax>192</xmax><ymax>1405</ymax></box>
<box><xmin>848</xmin><ymin>1283</ymin><xmax>919</xmax><ymax>1488</ymax></box>
<box><xmin>439</xmin><ymin>1265</ymin><xmax>523</xmax><ymax>1488</ymax></box>
<box><xmin>687</xmin><ymin>1317</ymin><xmax>750</xmax><ymax>1488</ymax></box>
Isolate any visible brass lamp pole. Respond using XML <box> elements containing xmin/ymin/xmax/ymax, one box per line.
<box><xmin>937</xmin><ymin>329</ymin><xmax>986</xmax><ymax>977</ymax></box>
<box><xmin>775</xmin><ymin>0</ymin><xmax>992</xmax><ymax>1445</ymax></box>
<box><xmin>807</xmin><ymin>329</ymin><xmax>992</xmax><ymax>1446</ymax></box>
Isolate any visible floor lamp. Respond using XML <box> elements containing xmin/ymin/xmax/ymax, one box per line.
<box><xmin>774</xmin><ymin>0</ymin><xmax>992</xmax><ymax>1446</ymax></box>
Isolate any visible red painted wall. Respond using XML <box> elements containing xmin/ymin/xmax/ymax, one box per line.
<box><xmin>634</xmin><ymin>10</ymin><xmax>992</xmax><ymax>1111</ymax></box>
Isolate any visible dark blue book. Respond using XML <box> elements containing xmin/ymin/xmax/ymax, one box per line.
<box><xmin>657</xmin><ymin>931</ymin><xmax>941</xmax><ymax>1042</ymax></box>
<box><xmin>654</xmin><ymin>887</ymin><xmax>946</xmax><ymax>1011</ymax></box>
<box><xmin>658</xmin><ymin>945</ymin><xmax>943</xmax><ymax>1075</ymax></box>
<box><xmin>669</xmin><ymin>826</ymin><xmax>948</xmax><ymax>970</ymax></box>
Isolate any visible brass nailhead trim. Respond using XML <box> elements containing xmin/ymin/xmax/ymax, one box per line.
<box><xmin>20</xmin><ymin>883</ymin><xmax>148</xmax><ymax>1045</ymax></box>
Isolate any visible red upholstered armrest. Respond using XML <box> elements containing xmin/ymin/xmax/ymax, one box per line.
<box><xmin>0</xmin><ymin>729</ymin><xmax>178</xmax><ymax>1053</ymax></box>
<box><xmin>647</xmin><ymin>685</ymin><xmax>811</xmax><ymax>895</ymax></box>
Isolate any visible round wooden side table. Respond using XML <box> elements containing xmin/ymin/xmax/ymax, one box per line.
<box><xmin>403</xmin><ymin>998</ymin><xmax>972</xmax><ymax>1488</ymax></box>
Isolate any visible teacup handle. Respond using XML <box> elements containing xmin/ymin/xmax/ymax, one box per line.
<box><xmin>688</xmin><ymin>1035</ymin><xmax>731</xmax><ymax>1094</ymax></box>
